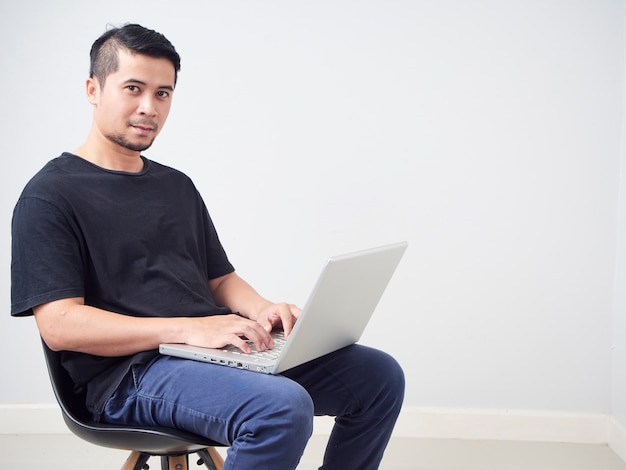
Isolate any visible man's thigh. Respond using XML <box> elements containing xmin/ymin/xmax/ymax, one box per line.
<box><xmin>103</xmin><ymin>355</ymin><xmax>314</xmax><ymax>445</ymax></box>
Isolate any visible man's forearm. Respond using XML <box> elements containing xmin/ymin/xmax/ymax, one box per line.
<box><xmin>209</xmin><ymin>272</ymin><xmax>272</xmax><ymax>321</ymax></box>
<box><xmin>34</xmin><ymin>297</ymin><xmax>188</xmax><ymax>357</ymax></box>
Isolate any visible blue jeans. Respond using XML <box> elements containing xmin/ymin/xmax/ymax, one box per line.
<box><xmin>102</xmin><ymin>344</ymin><xmax>405</xmax><ymax>469</ymax></box>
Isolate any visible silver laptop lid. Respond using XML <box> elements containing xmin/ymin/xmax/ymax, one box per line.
<box><xmin>274</xmin><ymin>241</ymin><xmax>408</xmax><ymax>373</ymax></box>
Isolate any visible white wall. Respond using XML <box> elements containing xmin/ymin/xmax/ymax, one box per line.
<box><xmin>612</xmin><ymin>19</ymin><xmax>626</xmax><ymax>426</ymax></box>
<box><xmin>1</xmin><ymin>0</ymin><xmax>624</xmax><ymax>421</ymax></box>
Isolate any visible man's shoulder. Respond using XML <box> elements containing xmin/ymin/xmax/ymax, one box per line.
<box><xmin>21</xmin><ymin>153</ymin><xmax>75</xmax><ymax>194</ymax></box>
<box><xmin>145</xmin><ymin>157</ymin><xmax>190</xmax><ymax>178</ymax></box>
<box><xmin>144</xmin><ymin>157</ymin><xmax>197</xmax><ymax>188</ymax></box>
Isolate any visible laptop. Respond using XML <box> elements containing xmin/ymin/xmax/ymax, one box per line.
<box><xmin>159</xmin><ymin>241</ymin><xmax>408</xmax><ymax>374</ymax></box>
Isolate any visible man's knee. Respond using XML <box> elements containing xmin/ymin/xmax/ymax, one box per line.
<box><xmin>352</xmin><ymin>346</ymin><xmax>405</xmax><ymax>409</ymax></box>
<box><xmin>274</xmin><ymin>381</ymin><xmax>315</xmax><ymax>435</ymax></box>
<box><xmin>243</xmin><ymin>378</ymin><xmax>314</xmax><ymax>441</ymax></box>
<box><xmin>227</xmin><ymin>379</ymin><xmax>314</xmax><ymax>466</ymax></box>
<box><xmin>379</xmin><ymin>350</ymin><xmax>405</xmax><ymax>390</ymax></box>
<box><xmin>380</xmin><ymin>352</ymin><xmax>405</xmax><ymax>405</ymax></box>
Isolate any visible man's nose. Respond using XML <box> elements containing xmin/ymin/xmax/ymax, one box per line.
<box><xmin>137</xmin><ymin>96</ymin><xmax>157</xmax><ymax>116</ymax></box>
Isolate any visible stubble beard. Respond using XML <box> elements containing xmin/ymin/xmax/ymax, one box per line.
<box><xmin>107</xmin><ymin>120</ymin><xmax>159</xmax><ymax>152</ymax></box>
<box><xmin>107</xmin><ymin>133</ymin><xmax>155</xmax><ymax>152</ymax></box>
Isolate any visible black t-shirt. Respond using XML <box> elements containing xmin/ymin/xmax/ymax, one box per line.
<box><xmin>11</xmin><ymin>153</ymin><xmax>234</xmax><ymax>418</ymax></box>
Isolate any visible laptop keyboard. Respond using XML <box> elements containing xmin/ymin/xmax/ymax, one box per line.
<box><xmin>223</xmin><ymin>331</ymin><xmax>286</xmax><ymax>359</ymax></box>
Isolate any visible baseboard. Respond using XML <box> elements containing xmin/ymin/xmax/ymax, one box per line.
<box><xmin>2</xmin><ymin>404</ymin><xmax>625</xmax><ymax>462</ymax></box>
<box><xmin>312</xmin><ymin>406</ymin><xmax>625</xmax><ymax>462</ymax></box>
<box><xmin>390</xmin><ymin>406</ymin><xmax>610</xmax><ymax>444</ymax></box>
<box><xmin>0</xmin><ymin>404</ymin><xmax>67</xmax><ymax>434</ymax></box>
<box><xmin>609</xmin><ymin>416</ymin><xmax>626</xmax><ymax>462</ymax></box>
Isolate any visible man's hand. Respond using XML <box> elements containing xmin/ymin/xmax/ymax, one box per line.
<box><xmin>254</xmin><ymin>302</ymin><xmax>302</xmax><ymax>338</ymax></box>
<box><xmin>185</xmin><ymin>314</ymin><xmax>277</xmax><ymax>354</ymax></box>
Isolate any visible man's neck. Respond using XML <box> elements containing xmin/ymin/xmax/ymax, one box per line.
<box><xmin>74</xmin><ymin>131</ymin><xmax>144</xmax><ymax>173</ymax></box>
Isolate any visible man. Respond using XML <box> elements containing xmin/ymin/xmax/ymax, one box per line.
<box><xmin>11</xmin><ymin>24</ymin><xmax>404</xmax><ymax>469</ymax></box>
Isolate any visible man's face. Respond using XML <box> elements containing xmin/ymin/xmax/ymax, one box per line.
<box><xmin>89</xmin><ymin>49</ymin><xmax>176</xmax><ymax>153</ymax></box>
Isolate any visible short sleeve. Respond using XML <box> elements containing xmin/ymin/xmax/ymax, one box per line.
<box><xmin>11</xmin><ymin>196</ymin><xmax>86</xmax><ymax>316</ymax></box>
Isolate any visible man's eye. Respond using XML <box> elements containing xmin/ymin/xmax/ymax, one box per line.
<box><xmin>157</xmin><ymin>90</ymin><xmax>170</xmax><ymax>98</ymax></box>
<box><xmin>126</xmin><ymin>85</ymin><xmax>140</xmax><ymax>92</ymax></box>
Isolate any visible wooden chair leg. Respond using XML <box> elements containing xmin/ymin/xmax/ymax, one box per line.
<box><xmin>163</xmin><ymin>454</ymin><xmax>188</xmax><ymax>470</ymax></box>
<box><xmin>197</xmin><ymin>447</ymin><xmax>225</xmax><ymax>470</ymax></box>
<box><xmin>121</xmin><ymin>451</ymin><xmax>150</xmax><ymax>470</ymax></box>
<box><xmin>120</xmin><ymin>449</ymin><xmax>223</xmax><ymax>470</ymax></box>
<box><xmin>208</xmin><ymin>447</ymin><xmax>224</xmax><ymax>470</ymax></box>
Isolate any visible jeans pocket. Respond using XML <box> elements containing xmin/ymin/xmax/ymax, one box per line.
<box><xmin>129</xmin><ymin>356</ymin><xmax>160</xmax><ymax>391</ymax></box>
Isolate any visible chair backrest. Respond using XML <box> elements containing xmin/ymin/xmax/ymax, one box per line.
<box><xmin>41</xmin><ymin>340</ymin><xmax>92</xmax><ymax>424</ymax></box>
<box><xmin>40</xmin><ymin>339</ymin><xmax>219</xmax><ymax>454</ymax></box>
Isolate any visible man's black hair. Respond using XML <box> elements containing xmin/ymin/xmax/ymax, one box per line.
<box><xmin>89</xmin><ymin>23</ymin><xmax>181</xmax><ymax>87</ymax></box>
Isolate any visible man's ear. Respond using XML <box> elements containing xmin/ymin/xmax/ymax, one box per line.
<box><xmin>86</xmin><ymin>77</ymin><xmax>100</xmax><ymax>105</ymax></box>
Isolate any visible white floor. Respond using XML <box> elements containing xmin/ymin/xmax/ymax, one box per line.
<box><xmin>1</xmin><ymin>433</ymin><xmax>626</xmax><ymax>470</ymax></box>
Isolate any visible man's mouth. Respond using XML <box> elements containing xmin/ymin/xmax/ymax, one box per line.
<box><xmin>129</xmin><ymin>120</ymin><xmax>158</xmax><ymax>134</ymax></box>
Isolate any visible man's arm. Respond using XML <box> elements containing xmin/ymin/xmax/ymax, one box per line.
<box><xmin>34</xmin><ymin>294</ymin><xmax>276</xmax><ymax>356</ymax></box>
